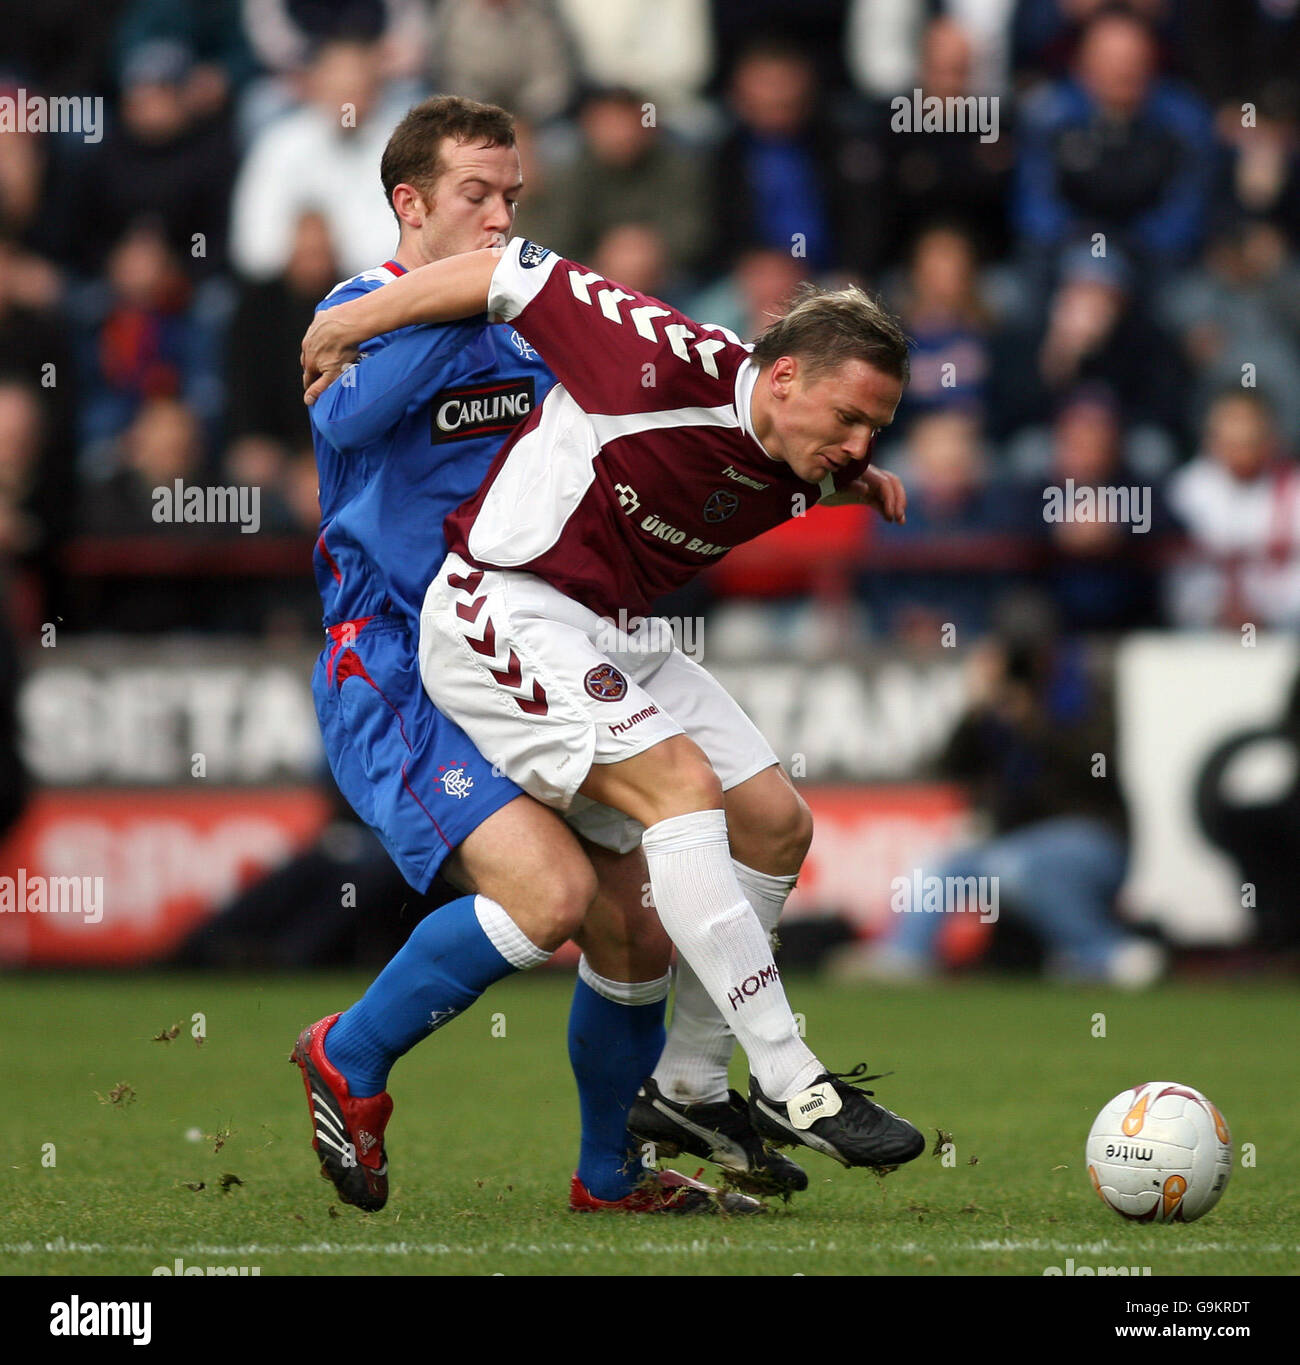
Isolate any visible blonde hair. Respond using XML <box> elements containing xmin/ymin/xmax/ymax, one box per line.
<box><xmin>751</xmin><ymin>283</ymin><xmax>911</xmax><ymax>382</ymax></box>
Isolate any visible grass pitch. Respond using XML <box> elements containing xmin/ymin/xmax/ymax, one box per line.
<box><xmin>0</xmin><ymin>971</ymin><xmax>1295</xmax><ymax>1276</ymax></box>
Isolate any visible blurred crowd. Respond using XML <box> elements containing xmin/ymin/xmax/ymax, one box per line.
<box><xmin>2</xmin><ymin>0</ymin><xmax>1300</xmax><ymax>642</ymax></box>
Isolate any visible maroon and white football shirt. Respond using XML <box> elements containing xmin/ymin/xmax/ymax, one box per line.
<box><xmin>443</xmin><ymin>237</ymin><xmax>876</xmax><ymax>618</ymax></box>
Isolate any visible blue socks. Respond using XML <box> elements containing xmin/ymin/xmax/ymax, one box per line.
<box><xmin>323</xmin><ymin>893</ymin><xmax>671</xmax><ymax>1205</ymax></box>
<box><xmin>567</xmin><ymin>959</ymin><xmax>670</xmax><ymax>1201</ymax></box>
<box><xmin>326</xmin><ymin>893</ymin><xmax>545</xmax><ymax>1096</ymax></box>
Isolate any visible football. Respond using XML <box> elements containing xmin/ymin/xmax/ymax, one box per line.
<box><xmin>1086</xmin><ymin>1082</ymin><xmax>1233</xmax><ymax>1223</ymax></box>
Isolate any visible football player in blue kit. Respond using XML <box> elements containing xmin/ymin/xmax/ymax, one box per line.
<box><xmin>292</xmin><ymin>96</ymin><xmax>807</xmax><ymax>1213</ymax></box>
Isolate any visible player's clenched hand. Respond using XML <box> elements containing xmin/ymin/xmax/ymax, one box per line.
<box><xmin>301</xmin><ymin>307</ymin><xmax>361</xmax><ymax>405</ymax></box>
<box><xmin>826</xmin><ymin>466</ymin><xmax>906</xmax><ymax>523</ymax></box>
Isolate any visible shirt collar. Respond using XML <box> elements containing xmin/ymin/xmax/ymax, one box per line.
<box><xmin>734</xmin><ymin>356</ymin><xmax>779</xmax><ymax>461</ymax></box>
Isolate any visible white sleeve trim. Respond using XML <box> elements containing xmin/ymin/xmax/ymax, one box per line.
<box><xmin>488</xmin><ymin>237</ymin><xmax>561</xmax><ymax>322</ymax></box>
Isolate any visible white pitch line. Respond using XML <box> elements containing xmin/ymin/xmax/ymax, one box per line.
<box><xmin>3</xmin><ymin>1239</ymin><xmax>1296</xmax><ymax>1258</ymax></box>
<box><xmin>896</xmin><ymin>1239</ymin><xmax>1299</xmax><ymax>1255</ymax></box>
<box><xmin>6</xmin><ymin>1240</ymin><xmax>819</xmax><ymax>1257</ymax></box>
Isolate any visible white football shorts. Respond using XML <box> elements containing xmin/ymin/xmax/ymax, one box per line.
<box><xmin>419</xmin><ymin>552</ymin><xmax>777</xmax><ymax>852</ymax></box>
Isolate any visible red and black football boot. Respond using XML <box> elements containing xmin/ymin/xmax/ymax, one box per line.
<box><xmin>290</xmin><ymin>1014</ymin><xmax>393</xmax><ymax>1211</ymax></box>
<box><xmin>569</xmin><ymin>1168</ymin><xmax>763</xmax><ymax>1214</ymax></box>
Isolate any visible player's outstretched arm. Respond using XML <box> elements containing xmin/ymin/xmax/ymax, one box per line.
<box><xmin>302</xmin><ymin>247</ymin><xmax>500</xmax><ymax>403</ymax></box>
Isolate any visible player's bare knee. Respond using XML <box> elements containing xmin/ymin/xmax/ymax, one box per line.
<box><xmin>773</xmin><ymin>789</ymin><xmax>814</xmax><ymax>868</ymax></box>
<box><xmin>529</xmin><ymin>856</ymin><xmax>598</xmax><ymax>945</ymax></box>
<box><xmin>618</xmin><ymin>932</ymin><xmax>673</xmax><ymax>982</ymax></box>
<box><xmin>728</xmin><ymin>773</ymin><xmax>813</xmax><ymax>873</ymax></box>
<box><xmin>609</xmin><ymin>900</ymin><xmax>671</xmax><ymax>960</ymax></box>
<box><xmin>579</xmin><ymin>908</ymin><xmax>672</xmax><ymax>981</ymax></box>
<box><xmin>649</xmin><ymin>748</ymin><xmax>724</xmax><ymax>824</ymax></box>
<box><xmin>626</xmin><ymin>907</ymin><xmax>673</xmax><ymax>977</ymax></box>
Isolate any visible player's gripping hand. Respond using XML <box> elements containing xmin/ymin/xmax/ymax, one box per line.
<box><xmin>302</xmin><ymin>307</ymin><xmax>362</xmax><ymax>405</ymax></box>
<box><xmin>821</xmin><ymin>466</ymin><xmax>907</xmax><ymax>523</ymax></box>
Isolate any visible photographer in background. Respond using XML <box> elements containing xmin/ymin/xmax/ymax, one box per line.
<box><xmin>839</xmin><ymin>599</ymin><xmax>1165</xmax><ymax>987</ymax></box>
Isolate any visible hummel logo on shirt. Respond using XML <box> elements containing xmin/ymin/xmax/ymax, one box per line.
<box><xmin>721</xmin><ymin>464</ymin><xmax>769</xmax><ymax>491</ymax></box>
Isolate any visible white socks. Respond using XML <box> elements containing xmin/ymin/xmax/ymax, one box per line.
<box><xmin>652</xmin><ymin>860</ymin><xmax>796</xmax><ymax>1105</ymax></box>
<box><xmin>640</xmin><ymin>810</ymin><xmax>821</xmax><ymax>1102</ymax></box>
<box><xmin>577</xmin><ymin>954</ymin><xmax>672</xmax><ymax>1005</ymax></box>
<box><xmin>474</xmin><ymin>894</ymin><xmax>551</xmax><ymax>969</ymax></box>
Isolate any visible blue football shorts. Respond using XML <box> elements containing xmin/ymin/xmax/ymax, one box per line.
<box><xmin>312</xmin><ymin>612</ymin><xmax>523</xmax><ymax>891</ymax></box>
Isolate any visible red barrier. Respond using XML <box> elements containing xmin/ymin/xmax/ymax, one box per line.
<box><xmin>0</xmin><ymin>783</ymin><xmax>984</xmax><ymax>967</ymax></box>
<box><xmin>0</xmin><ymin>788</ymin><xmax>332</xmax><ymax>966</ymax></box>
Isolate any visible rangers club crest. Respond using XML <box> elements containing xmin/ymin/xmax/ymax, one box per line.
<box><xmin>703</xmin><ymin>489</ymin><xmax>740</xmax><ymax>523</ymax></box>
<box><xmin>437</xmin><ymin>763</ymin><xmax>474</xmax><ymax>799</ymax></box>
<box><xmin>584</xmin><ymin>664</ymin><xmax>628</xmax><ymax>701</ymax></box>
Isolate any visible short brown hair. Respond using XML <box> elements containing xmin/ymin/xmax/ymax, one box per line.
<box><xmin>751</xmin><ymin>283</ymin><xmax>911</xmax><ymax>383</ymax></box>
<box><xmin>380</xmin><ymin>95</ymin><xmax>516</xmax><ymax>217</ymax></box>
